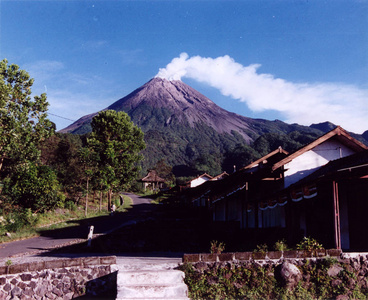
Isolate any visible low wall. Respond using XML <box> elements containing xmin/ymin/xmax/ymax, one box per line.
<box><xmin>0</xmin><ymin>256</ymin><xmax>117</xmax><ymax>299</ymax></box>
<box><xmin>183</xmin><ymin>249</ymin><xmax>342</xmax><ymax>263</ymax></box>
<box><xmin>181</xmin><ymin>251</ymin><xmax>368</xmax><ymax>299</ymax></box>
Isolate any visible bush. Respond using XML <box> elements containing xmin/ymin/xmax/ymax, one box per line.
<box><xmin>65</xmin><ymin>201</ymin><xmax>77</xmax><ymax>211</ymax></box>
<box><xmin>210</xmin><ymin>240</ymin><xmax>225</xmax><ymax>254</ymax></box>
<box><xmin>273</xmin><ymin>239</ymin><xmax>288</xmax><ymax>251</ymax></box>
<box><xmin>0</xmin><ymin>208</ymin><xmax>39</xmax><ymax>234</ymax></box>
<box><xmin>296</xmin><ymin>237</ymin><xmax>323</xmax><ymax>250</ymax></box>
<box><xmin>3</xmin><ymin>162</ymin><xmax>65</xmax><ymax>212</ymax></box>
<box><xmin>254</xmin><ymin>243</ymin><xmax>268</xmax><ymax>253</ymax></box>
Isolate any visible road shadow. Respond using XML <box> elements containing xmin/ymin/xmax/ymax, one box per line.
<box><xmin>36</xmin><ymin>204</ymin><xmax>252</xmax><ymax>260</ymax></box>
<box><xmin>37</xmin><ymin>202</ymin><xmax>158</xmax><ymax>240</ymax></box>
<box><xmin>35</xmin><ymin>189</ymin><xmax>292</xmax><ymax>260</ymax></box>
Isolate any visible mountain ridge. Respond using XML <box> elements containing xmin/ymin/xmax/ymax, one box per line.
<box><xmin>62</xmin><ymin>78</ymin><xmax>260</xmax><ymax>142</ymax></box>
<box><xmin>60</xmin><ymin>78</ymin><xmax>368</xmax><ymax>176</ymax></box>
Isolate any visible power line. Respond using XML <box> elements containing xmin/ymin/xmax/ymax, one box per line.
<box><xmin>48</xmin><ymin>112</ymin><xmax>76</xmax><ymax>122</ymax></box>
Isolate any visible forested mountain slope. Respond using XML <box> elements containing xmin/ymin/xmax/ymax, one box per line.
<box><xmin>61</xmin><ymin>78</ymin><xmax>368</xmax><ymax>176</ymax></box>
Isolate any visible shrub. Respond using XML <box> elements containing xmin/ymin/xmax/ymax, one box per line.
<box><xmin>3</xmin><ymin>162</ymin><xmax>65</xmax><ymax>212</ymax></box>
<box><xmin>254</xmin><ymin>243</ymin><xmax>268</xmax><ymax>254</ymax></box>
<box><xmin>210</xmin><ymin>240</ymin><xmax>225</xmax><ymax>254</ymax></box>
<box><xmin>65</xmin><ymin>201</ymin><xmax>77</xmax><ymax>211</ymax></box>
<box><xmin>296</xmin><ymin>237</ymin><xmax>323</xmax><ymax>250</ymax></box>
<box><xmin>0</xmin><ymin>208</ymin><xmax>39</xmax><ymax>234</ymax></box>
<box><xmin>273</xmin><ymin>239</ymin><xmax>288</xmax><ymax>251</ymax></box>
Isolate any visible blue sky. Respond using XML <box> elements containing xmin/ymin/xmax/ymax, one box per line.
<box><xmin>1</xmin><ymin>0</ymin><xmax>367</xmax><ymax>133</ymax></box>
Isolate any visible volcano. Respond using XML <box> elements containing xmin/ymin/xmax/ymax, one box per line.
<box><xmin>60</xmin><ymin>78</ymin><xmax>327</xmax><ymax>175</ymax></box>
<box><xmin>61</xmin><ymin>77</ymin><xmax>259</xmax><ymax>142</ymax></box>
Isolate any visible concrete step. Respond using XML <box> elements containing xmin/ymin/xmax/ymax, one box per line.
<box><xmin>118</xmin><ymin>270</ymin><xmax>185</xmax><ymax>285</ymax></box>
<box><xmin>117</xmin><ymin>283</ymin><xmax>188</xmax><ymax>299</ymax></box>
<box><xmin>116</xmin><ymin>269</ymin><xmax>189</xmax><ymax>300</ymax></box>
<box><xmin>117</xmin><ymin>298</ymin><xmax>188</xmax><ymax>300</ymax></box>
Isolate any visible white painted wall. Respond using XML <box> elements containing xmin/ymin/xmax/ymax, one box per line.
<box><xmin>284</xmin><ymin>140</ymin><xmax>356</xmax><ymax>187</ymax></box>
<box><xmin>190</xmin><ymin>176</ymin><xmax>211</xmax><ymax>188</ymax></box>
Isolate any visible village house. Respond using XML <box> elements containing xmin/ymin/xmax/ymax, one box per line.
<box><xmin>180</xmin><ymin>171</ymin><xmax>229</xmax><ymax>191</ymax></box>
<box><xmin>189</xmin><ymin>173</ymin><xmax>213</xmax><ymax>188</ymax></box>
<box><xmin>185</xmin><ymin>126</ymin><xmax>368</xmax><ymax>251</ymax></box>
<box><xmin>140</xmin><ymin>169</ymin><xmax>165</xmax><ymax>191</ymax></box>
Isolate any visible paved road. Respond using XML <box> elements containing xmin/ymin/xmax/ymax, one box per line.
<box><xmin>0</xmin><ymin>193</ymin><xmax>154</xmax><ymax>262</ymax></box>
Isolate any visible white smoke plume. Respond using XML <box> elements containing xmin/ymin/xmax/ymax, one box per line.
<box><xmin>156</xmin><ymin>53</ymin><xmax>368</xmax><ymax>134</ymax></box>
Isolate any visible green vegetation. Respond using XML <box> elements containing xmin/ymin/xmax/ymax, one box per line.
<box><xmin>0</xmin><ymin>59</ymin><xmax>54</xmax><ymax>176</ymax></box>
<box><xmin>0</xmin><ymin>59</ymin><xmax>57</xmax><ymax>213</ymax></box>
<box><xmin>88</xmin><ymin>110</ymin><xmax>145</xmax><ymax>210</ymax></box>
<box><xmin>3</xmin><ymin>162</ymin><xmax>64</xmax><ymax>212</ymax></box>
<box><xmin>0</xmin><ymin>194</ymin><xmax>133</xmax><ymax>243</ymax></box>
<box><xmin>0</xmin><ymin>61</ymin><xmax>144</xmax><ymax>239</ymax></box>
<box><xmin>273</xmin><ymin>239</ymin><xmax>289</xmax><ymax>251</ymax></box>
<box><xmin>142</xmin><ymin>125</ymin><xmax>324</xmax><ymax>179</ymax></box>
<box><xmin>252</xmin><ymin>238</ymin><xmax>322</xmax><ymax>254</ymax></box>
<box><xmin>181</xmin><ymin>257</ymin><xmax>368</xmax><ymax>300</ymax></box>
<box><xmin>210</xmin><ymin>240</ymin><xmax>226</xmax><ymax>254</ymax></box>
<box><xmin>253</xmin><ymin>243</ymin><xmax>268</xmax><ymax>254</ymax></box>
<box><xmin>297</xmin><ymin>237</ymin><xmax>324</xmax><ymax>250</ymax></box>
<box><xmin>181</xmin><ymin>262</ymin><xmax>278</xmax><ymax>300</ymax></box>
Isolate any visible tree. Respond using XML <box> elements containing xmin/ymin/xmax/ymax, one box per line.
<box><xmin>88</xmin><ymin>110</ymin><xmax>145</xmax><ymax>209</ymax></box>
<box><xmin>153</xmin><ymin>159</ymin><xmax>175</xmax><ymax>187</ymax></box>
<box><xmin>40</xmin><ymin>133</ymin><xmax>86</xmax><ymax>202</ymax></box>
<box><xmin>253</xmin><ymin>132</ymin><xmax>302</xmax><ymax>156</ymax></box>
<box><xmin>78</xmin><ymin>147</ymin><xmax>98</xmax><ymax>216</ymax></box>
<box><xmin>3</xmin><ymin>162</ymin><xmax>64</xmax><ymax>212</ymax></box>
<box><xmin>0</xmin><ymin>59</ymin><xmax>54</xmax><ymax>176</ymax></box>
<box><xmin>223</xmin><ymin>144</ymin><xmax>260</xmax><ymax>172</ymax></box>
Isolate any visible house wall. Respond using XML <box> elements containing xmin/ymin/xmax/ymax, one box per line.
<box><xmin>292</xmin><ymin>183</ymin><xmax>335</xmax><ymax>248</ymax></box>
<box><xmin>284</xmin><ymin>140</ymin><xmax>356</xmax><ymax>187</ymax></box>
<box><xmin>344</xmin><ymin>179</ymin><xmax>368</xmax><ymax>250</ymax></box>
<box><xmin>213</xmin><ymin>201</ymin><xmax>226</xmax><ymax>221</ymax></box>
<box><xmin>259</xmin><ymin>206</ymin><xmax>286</xmax><ymax>228</ymax></box>
<box><xmin>338</xmin><ymin>183</ymin><xmax>351</xmax><ymax>250</ymax></box>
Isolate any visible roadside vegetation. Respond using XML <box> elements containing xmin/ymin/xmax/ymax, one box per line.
<box><xmin>0</xmin><ymin>59</ymin><xmax>142</xmax><ymax>243</ymax></box>
<box><xmin>0</xmin><ymin>194</ymin><xmax>132</xmax><ymax>243</ymax></box>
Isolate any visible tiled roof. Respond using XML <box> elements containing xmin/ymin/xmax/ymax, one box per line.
<box><xmin>140</xmin><ymin>170</ymin><xmax>165</xmax><ymax>182</ymax></box>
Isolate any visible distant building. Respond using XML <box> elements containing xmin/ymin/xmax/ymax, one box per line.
<box><xmin>211</xmin><ymin>171</ymin><xmax>229</xmax><ymax>181</ymax></box>
<box><xmin>140</xmin><ymin>170</ymin><xmax>165</xmax><ymax>191</ymax></box>
<box><xmin>189</xmin><ymin>173</ymin><xmax>213</xmax><ymax>188</ymax></box>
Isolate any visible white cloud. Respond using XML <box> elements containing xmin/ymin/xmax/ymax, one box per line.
<box><xmin>156</xmin><ymin>53</ymin><xmax>368</xmax><ymax>134</ymax></box>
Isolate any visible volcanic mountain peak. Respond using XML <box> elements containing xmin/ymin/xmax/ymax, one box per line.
<box><xmin>109</xmin><ymin>77</ymin><xmax>216</xmax><ymax>112</ymax></box>
<box><xmin>105</xmin><ymin>77</ymin><xmax>254</xmax><ymax>138</ymax></box>
<box><xmin>61</xmin><ymin>77</ymin><xmax>255</xmax><ymax>141</ymax></box>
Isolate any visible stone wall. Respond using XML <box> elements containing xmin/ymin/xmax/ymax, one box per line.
<box><xmin>0</xmin><ymin>256</ymin><xmax>117</xmax><ymax>299</ymax></box>
<box><xmin>183</xmin><ymin>248</ymin><xmax>342</xmax><ymax>263</ymax></box>
<box><xmin>181</xmin><ymin>251</ymin><xmax>368</xmax><ymax>299</ymax></box>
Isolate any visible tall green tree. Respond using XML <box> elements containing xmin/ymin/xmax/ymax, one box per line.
<box><xmin>78</xmin><ymin>147</ymin><xmax>98</xmax><ymax>216</ymax></box>
<box><xmin>153</xmin><ymin>159</ymin><xmax>175</xmax><ymax>187</ymax></box>
<box><xmin>223</xmin><ymin>144</ymin><xmax>260</xmax><ymax>172</ymax></box>
<box><xmin>88</xmin><ymin>110</ymin><xmax>145</xmax><ymax>209</ymax></box>
<box><xmin>3</xmin><ymin>162</ymin><xmax>64</xmax><ymax>212</ymax></box>
<box><xmin>40</xmin><ymin>133</ymin><xmax>85</xmax><ymax>202</ymax></box>
<box><xmin>0</xmin><ymin>59</ymin><xmax>54</xmax><ymax>176</ymax></box>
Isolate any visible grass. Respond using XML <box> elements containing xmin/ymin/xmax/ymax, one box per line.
<box><xmin>0</xmin><ymin>194</ymin><xmax>133</xmax><ymax>244</ymax></box>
